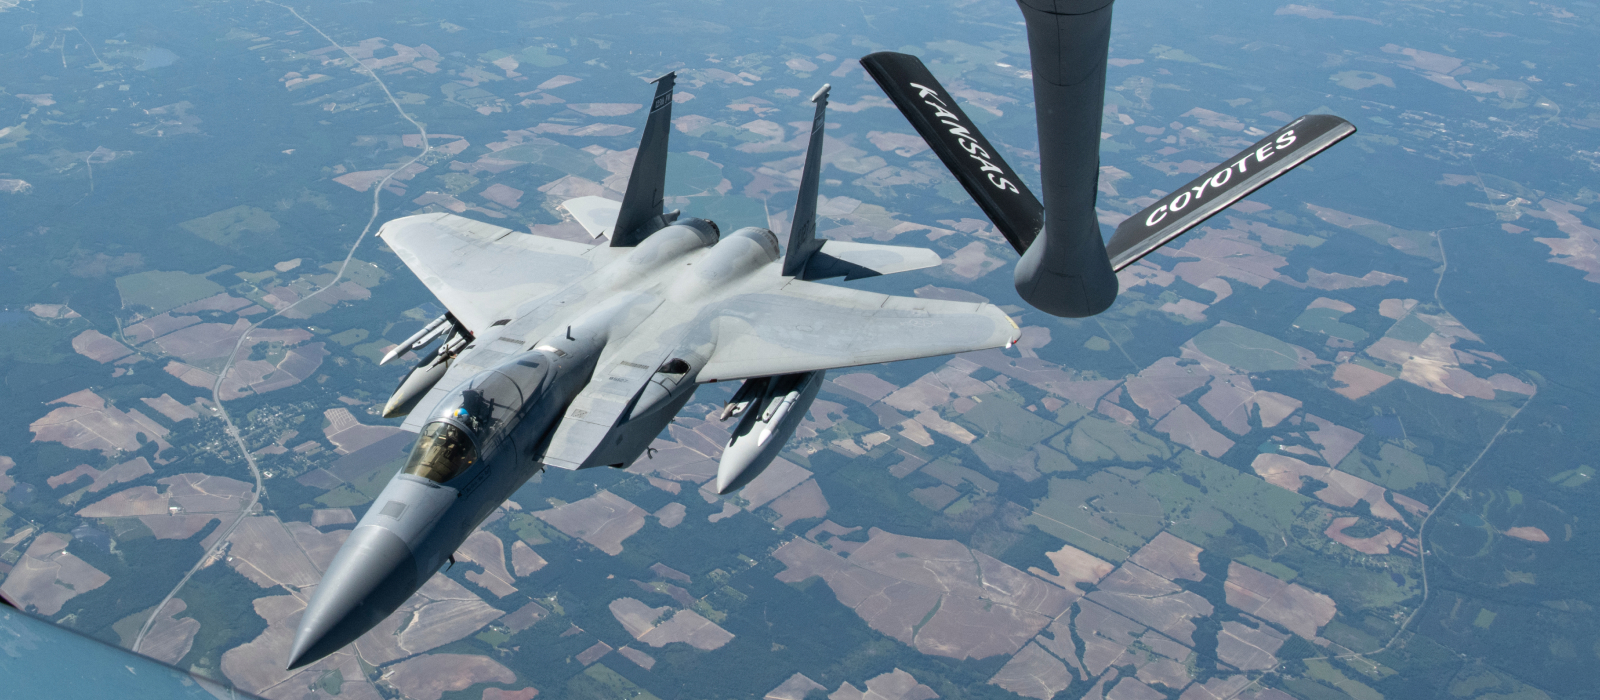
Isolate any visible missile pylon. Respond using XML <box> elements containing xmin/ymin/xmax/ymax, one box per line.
<box><xmin>715</xmin><ymin>370</ymin><xmax>824</xmax><ymax>494</ymax></box>
<box><xmin>719</xmin><ymin>376</ymin><xmax>770</xmax><ymax>421</ymax></box>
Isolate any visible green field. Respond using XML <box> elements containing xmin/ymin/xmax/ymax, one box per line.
<box><xmin>322</xmin><ymin>258</ymin><xmax>385</xmax><ymax>288</ymax></box>
<box><xmin>328</xmin><ymin>328</ymin><xmax>369</xmax><ymax>346</ymax></box>
<box><xmin>1385</xmin><ymin>313</ymin><xmax>1435</xmax><ymax>343</ymax></box>
<box><xmin>1337</xmin><ymin>442</ymin><xmax>1442</xmax><ymax>493</ymax></box>
<box><xmin>489</xmin><ymin>141</ymin><xmax>608</xmax><ymax>181</ymax></box>
<box><xmin>1026</xmin><ymin>469</ymin><xmax>1168</xmax><ymax>561</ymax></box>
<box><xmin>1050</xmin><ymin>414</ymin><xmax>1170</xmax><ymax>464</ymax></box>
<box><xmin>666</xmin><ymin>152</ymin><xmax>724</xmax><ymax>195</ymax></box>
<box><xmin>1142</xmin><ymin>450</ymin><xmax>1311</xmax><ymax>547</ymax></box>
<box><xmin>517</xmin><ymin>45</ymin><xmax>567</xmax><ymax>68</ymax></box>
<box><xmin>179</xmin><ymin>205</ymin><xmax>280</xmax><ymax>248</ymax></box>
<box><xmin>1293</xmin><ymin>307</ymin><xmax>1369</xmax><ymax>342</ymax></box>
<box><xmin>960</xmin><ymin>393</ymin><xmax>1066</xmax><ymax>447</ymax></box>
<box><xmin>115</xmin><ymin>270</ymin><xmax>225</xmax><ymax>314</ymax></box>
<box><xmin>1305</xmin><ymin>658</ymin><xmax>1384</xmax><ymax>700</ymax></box>
<box><xmin>567</xmin><ymin>663</ymin><xmax>661</xmax><ymax>700</ymax></box>
<box><xmin>1191</xmin><ymin>323</ymin><xmax>1308</xmax><ymax>372</ymax></box>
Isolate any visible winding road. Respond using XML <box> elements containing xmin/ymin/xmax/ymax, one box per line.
<box><xmin>133</xmin><ymin>2</ymin><xmax>435</xmax><ymax>655</ymax></box>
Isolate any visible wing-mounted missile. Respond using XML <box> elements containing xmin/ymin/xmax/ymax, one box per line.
<box><xmin>715</xmin><ymin>370</ymin><xmax>824</xmax><ymax>494</ymax></box>
<box><xmin>380</xmin><ymin>314</ymin><xmax>470</xmax><ymax>366</ymax></box>
<box><xmin>380</xmin><ymin>315</ymin><xmax>447</xmax><ymax>366</ymax></box>
<box><xmin>382</xmin><ymin>321</ymin><xmax>472</xmax><ymax>419</ymax></box>
<box><xmin>382</xmin><ymin>347</ymin><xmax>448</xmax><ymax>419</ymax></box>
<box><xmin>382</xmin><ymin>333</ymin><xmax>468</xmax><ymax>418</ymax></box>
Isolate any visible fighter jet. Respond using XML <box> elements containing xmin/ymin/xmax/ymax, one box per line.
<box><xmin>283</xmin><ymin>78</ymin><xmax>1015</xmax><ymax>668</ymax></box>
<box><xmin>288</xmin><ymin>0</ymin><xmax>1354</xmax><ymax>670</ymax></box>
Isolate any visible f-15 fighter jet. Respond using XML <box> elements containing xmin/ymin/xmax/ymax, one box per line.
<box><xmin>284</xmin><ymin>78</ymin><xmax>1015</xmax><ymax>669</ymax></box>
<box><xmin>288</xmin><ymin>0</ymin><xmax>1353</xmax><ymax>670</ymax></box>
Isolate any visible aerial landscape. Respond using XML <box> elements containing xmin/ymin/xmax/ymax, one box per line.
<box><xmin>1</xmin><ymin>0</ymin><xmax>1598</xmax><ymax>698</ymax></box>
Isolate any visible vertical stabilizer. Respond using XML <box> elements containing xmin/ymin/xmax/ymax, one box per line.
<box><xmin>611</xmin><ymin>73</ymin><xmax>677</xmax><ymax>247</ymax></box>
<box><xmin>782</xmin><ymin>84</ymin><xmax>831</xmax><ymax>277</ymax></box>
<box><xmin>1011</xmin><ymin>0</ymin><xmax>1119</xmax><ymax>318</ymax></box>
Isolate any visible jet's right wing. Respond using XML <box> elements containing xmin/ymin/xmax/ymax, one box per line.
<box><xmin>697</xmin><ymin>280</ymin><xmax>1019</xmax><ymax>382</ymax></box>
<box><xmin>379</xmin><ymin>212</ymin><xmax>599</xmax><ymax>334</ymax></box>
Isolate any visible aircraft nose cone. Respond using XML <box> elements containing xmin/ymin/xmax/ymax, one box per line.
<box><xmin>286</xmin><ymin>525</ymin><xmax>419</xmax><ymax>670</ymax></box>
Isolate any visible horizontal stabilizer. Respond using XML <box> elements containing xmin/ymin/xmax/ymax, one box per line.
<box><xmin>860</xmin><ymin>51</ymin><xmax>1044</xmax><ymax>255</ymax></box>
<box><xmin>560</xmin><ymin>196</ymin><xmax>621</xmax><ymax>239</ymax></box>
<box><xmin>801</xmin><ymin>240</ymin><xmax>941</xmax><ymax>281</ymax></box>
<box><xmin>1107</xmin><ymin>114</ymin><xmax>1356</xmax><ymax>271</ymax></box>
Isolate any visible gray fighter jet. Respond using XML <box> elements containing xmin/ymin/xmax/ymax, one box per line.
<box><xmin>288</xmin><ymin>0</ymin><xmax>1354</xmax><ymax>670</ymax></box>
<box><xmin>283</xmin><ymin>79</ymin><xmax>1016</xmax><ymax>669</ymax></box>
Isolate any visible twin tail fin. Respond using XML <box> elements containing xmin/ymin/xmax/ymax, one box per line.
<box><xmin>782</xmin><ymin>84</ymin><xmax>831</xmax><ymax>277</ymax></box>
<box><xmin>781</xmin><ymin>84</ymin><xmax>943</xmax><ymax>281</ymax></box>
<box><xmin>611</xmin><ymin>72</ymin><xmax>678</xmax><ymax>247</ymax></box>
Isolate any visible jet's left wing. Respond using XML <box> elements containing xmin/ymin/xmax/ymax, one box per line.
<box><xmin>379</xmin><ymin>213</ymin><xmax>598</xmax><ymax>333</ymax></box>
<box><xmin>697</xmin><ymin>280</ymin><xmax>1019</xmax><ymax>382</ymax></box>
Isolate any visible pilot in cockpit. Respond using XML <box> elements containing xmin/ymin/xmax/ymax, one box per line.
<box><xmin>402</xmin><ymin>401</ymin><xmax>480</xmax><ymax>483</ymax></box>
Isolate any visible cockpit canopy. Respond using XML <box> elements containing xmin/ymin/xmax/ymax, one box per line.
<box><xmin>402</xmin><ymin>421</ymin><xmax>477</xmax><ymax>483</ymax></box>
<box><xmin>399</xmin><ymin>353</ymin><xmax>551</xmax><ymax>484</ymax></box>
